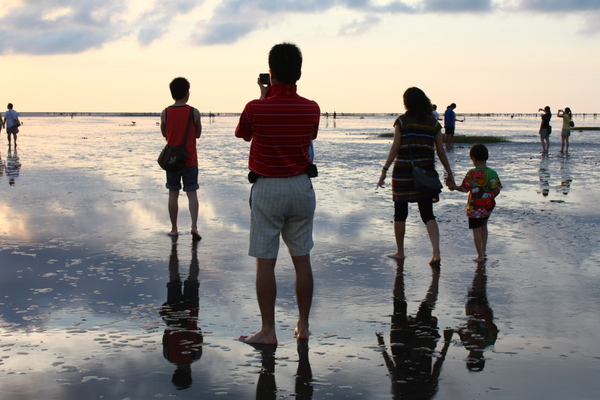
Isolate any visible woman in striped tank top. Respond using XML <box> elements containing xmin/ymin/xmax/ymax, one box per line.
<box><xmin>377</xmin><ymin>87</ymin><xmax>455</xmax><ymax>267</ymax></box>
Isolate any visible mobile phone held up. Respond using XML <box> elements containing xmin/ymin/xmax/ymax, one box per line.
<box><xmin>259</xmin><ymin>73</ymin><xmax>270</xmax><ymax>85</ymax></box>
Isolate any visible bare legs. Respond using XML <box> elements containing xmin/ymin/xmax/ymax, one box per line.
<box><xmin>240</xmin><ymin>254</ymin><xmax>314</xmax><ymax>345</ymax></box>
<box><xmin>389</xmin><ymin>218</ymin><xmax>441</xmax><ymax>265</ymax></box>
<box><xmin>472</xmin><ymin>221</ymin><xmax>488</xmax><ymax>262</ymax></box>
<box><xmin>540</xmin><ymin>136</ymin><xmax>549</xmax><ymax>155</ymax></box>
<box><xmin>560</xmin><ymin>136</ymin><xmax>569</xmax><ymax>154</ymax></box>
<box><xmin>425</xmin><ymin>219</ymin><xmax>441</xmax><ymax>264</ymax></box>
<box><xmin>168</xmin><ymin>190</ymin><xmax>179</xmax><ymax>236</ymax></box>
<box><xmin>187</xmin><ymin>191</ymin><xmax>201</xmax><ymax>240</ymax></box>
<box><xmin>387</xmin><ymin>221</ymin><xmax>406</xmax><ymax>259</ymax></box>
<box><xmin>292</xmin><ymin>254</ymin><xmax>313</xmax><ymax>340</ymax></box>
<box><xmin>168</xmin><ymin>189</ymin><xmax>200</xmax><ymax>239</ymax></box>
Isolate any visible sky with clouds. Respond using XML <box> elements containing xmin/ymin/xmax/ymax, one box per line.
<box><xmin>1</xmin><ymin>0</ymin><xmax>599</xmax><ymax>113</ymax></box>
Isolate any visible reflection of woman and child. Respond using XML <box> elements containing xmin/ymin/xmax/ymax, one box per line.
<box><xmin>160</xmin><ymin>238</ymin><xmax>203</xmax><ymax>389</ymax></box>
<box><xmin>377</xmin><ymin>260</ymin><xmax>498</xmax><ymax>398</ymax></box>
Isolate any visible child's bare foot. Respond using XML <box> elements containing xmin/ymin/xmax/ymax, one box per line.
<box><xmin>387</xmin><ymin>252</ymin><xmax>405</xmax><ymax>260</ymax></box>
<box><xmin>191</xmin><ymin>229</ymin><xmax>202</xmax><ymax>241</ymax></box>
<box><xmin>239</xmin><ymin>330</ymin><xmax>277</xmax><ymax>345</ymax></box>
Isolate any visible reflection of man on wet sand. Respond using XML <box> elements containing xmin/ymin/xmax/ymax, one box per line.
<box><xmin>376</xmin><ymin>260</ymin><xmax>450</xmax><ymax>399</ymax></box>
<box><xmin>252</xmin><ymin>340</ymin><xmax>313</xmax><ymax>400</ymax></box>
<box><xmin>160</xmin><ymin>239</ymin><xmax>202</xmax><ymax>389</ymax></box>
<box><xmin>454</xmin><ymin>261</ymin><xmax>498</xmax><ymax>371</ymax></box>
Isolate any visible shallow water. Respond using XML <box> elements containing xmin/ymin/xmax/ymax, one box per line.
<box><xmin>1</xmin><ymin>114</ymin><xmax>599</xmax><ymax>399</ymax></box>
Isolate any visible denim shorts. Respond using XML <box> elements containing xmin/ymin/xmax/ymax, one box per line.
<box><xmin>166</xmin><ymin>165</ymin><xmax>199</xmax><ymax>192</ymax></box>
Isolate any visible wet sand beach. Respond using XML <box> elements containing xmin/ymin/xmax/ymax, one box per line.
<box><xmin>1</xmin><ymin>115</ymin><xmax>599</xmax><ymax>399</ymax></box>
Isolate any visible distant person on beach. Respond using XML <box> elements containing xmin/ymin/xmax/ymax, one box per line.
<box><xmin>557</xmin><ymin>107</ymin><xmax>572</xmax><ymax>155</ymax></box>
<box><xmin>538</xmin><ymin>106</ymin><xmax>552</xmax><ymax>155</ymax></box>
<box><xmin>235</xmin><ymin>43</ymin><xmax>320</xmax><ymax>345</ymax></box>
<box><xmin>3</xmin><ymin>103</ymin><xmax>19</xmax><ymax>147</ymax></box>
<box><xmin>443</xmin><ymin>103</ymin><xmax>463</xmax><ymax>150</ymax></box>
<box><xmin>160</xmin><ymin>77</ymin><xmax>203</xmax><ymax>240</ymax></box>
<box><xmin>447</xmin><ymin>144</ymin><xmax>502</xmax><ymax>262</ymax></box>
<box><xmin>432</xmin><ymin>104</ymin><xmax>441</xmax><ymax>120</ymax></box>
<box><xmin>377</xmin><ymin>87</ymin><xmax>455</xmax><ymax>267</ymax></box>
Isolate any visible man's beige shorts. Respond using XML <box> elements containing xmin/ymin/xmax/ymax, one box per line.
<box><xmin>248</xmin><ymin>174</ymin><xmax>316</xmax><ymax>259</ymax></box>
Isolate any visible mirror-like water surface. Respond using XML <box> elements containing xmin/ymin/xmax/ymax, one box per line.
<box><xmin>1</xmin><ymin>114</ymin><xmax>599</xmax><ymax>399</ymax></box>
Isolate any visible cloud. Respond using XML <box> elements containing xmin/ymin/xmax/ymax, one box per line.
<box><xmin>339</xmin><ymin>14</ymin><xmax>382</xmax><ymax>35</ymax></box>
<box><xmin>136</xmin><ymin>0</ymin><xmax>202</xmax><ymax>46</ymax></box>
<box><xmin>0</xmin><ymin>0</ymin><xmax>598</xmax><ymax>55</ymax></box>
<box><xmin>422</xmin><ymin>0</ymin><xmax>495</xmax><ymax>13</ymax></box>
<box><xmin>518</xmin><ymin>0</ymin><xmax>600</xmax><ymax>12</ymax></box>
<box><xmin>0</xmin><ymin>0</ymin><xmax>128</xmax><ymax>55</ymax></box>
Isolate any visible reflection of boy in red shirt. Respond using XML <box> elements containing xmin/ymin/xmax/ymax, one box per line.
<box><xmin>448</xmin><ymin>144</ymin><xmax>502</xmax><ymax>262</ymax></box>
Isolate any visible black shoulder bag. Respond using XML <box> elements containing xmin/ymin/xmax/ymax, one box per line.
<box><xmin>158</xmin><ymin>107</ymin><xmax>194</xmax><ymax>171</ymax></box>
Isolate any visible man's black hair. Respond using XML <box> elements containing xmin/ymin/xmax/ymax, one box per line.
<box><xmin>268</xmin><ymin>43</ymin><xmax>302</xmax><ymax>84</ymax></box>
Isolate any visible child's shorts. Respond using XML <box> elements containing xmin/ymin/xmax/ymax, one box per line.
<box><xmin>469</xmin><ymin>217</ymin><xmax>489</xmax><ymax>229</ymax></box>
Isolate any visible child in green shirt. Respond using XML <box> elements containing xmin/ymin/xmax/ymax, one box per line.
<box><xmin>448</xmin><ymin>144</ymin><xmax>502</xmax><ymax>262</ymax></box>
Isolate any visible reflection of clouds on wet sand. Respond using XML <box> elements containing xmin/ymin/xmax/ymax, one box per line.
<box><xmin>1</xmin><ymin>116</ymin><xmax>600</xmax><ymax>399</ymax></box>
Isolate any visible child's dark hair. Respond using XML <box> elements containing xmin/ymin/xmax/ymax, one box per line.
<box><xmin>470</xmin><ymin>143</ymin><xmax>489</xmax><ymax>161</ymax></box>
<box><xmin>169</xmin><ymin>77</ymin><xmax>190</xmax><ymax>101</ymax></box>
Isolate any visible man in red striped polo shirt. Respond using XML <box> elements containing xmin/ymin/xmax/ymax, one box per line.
<box><xmin>236</xmin><ymin>43</ymin><xmax>320</xmax><ymax>345</ymax></box>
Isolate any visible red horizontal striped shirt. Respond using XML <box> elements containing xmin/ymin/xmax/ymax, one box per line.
<box><xmin>235</xmin><ymin>84</ymin><xmax>320</xmax><ymax>177</ymax></box>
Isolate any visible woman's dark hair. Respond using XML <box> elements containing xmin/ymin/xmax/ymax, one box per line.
<box><xmin>403</xmin><ymin>87</ymin><xmax>433</xmax><ymax>120</ymax></box>
<box><xmin>269</xmin><ymin>43</ymin><xmax>302</xmax><ymax>84</ymax></box>
<box><xmin>565</xmin><ymin>107</ymin><xmax>572</xmax><ymax>115</ymax></box>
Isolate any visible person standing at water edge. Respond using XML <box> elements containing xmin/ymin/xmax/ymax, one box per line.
<box><xmin>235</xmin><ymin>43</ymin><xmax>320</xmax><ymax>345</ymax></box>
<box><xmin>160</xmin><ymin>77</ymin><xmax>203</xmax><ymax>240</ymax></box>
<box><xmin>447</xmin><ymin>144</ymin><xmax>502</xmax><ymax>262</ymax></box>
<box><xmin>538</xmin><ymin>106</ymin><xmax>552</xmax><ymax>156</ymax></box>
<box><xmin>443</xmin><ymin>103</ymin><xmax>463</xmax><ymax>150</ymax></box>
<box><xmin>3</xmin><ymin>103</ymin><xmax>19</xmax><ymax>147</ymax></box>
<box><xmin>557</xmin><ymin>107</ymin><xmax>572</xmax><ymax>155</ymax></box>
<box><xmin>377</xmin><ymin>87</ymin><xmax>455</xmax><ymax>267</ymax></box>
<box><xmin>432</xmin><ymin>104</ymin><xmax>441</xmax><ymax>120</ymax></box>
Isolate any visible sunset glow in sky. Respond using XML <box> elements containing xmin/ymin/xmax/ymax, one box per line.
<box><xmin>1</xmin><ymin>0</ymin><xmax>599</xmax><ymax>113</ymax></box>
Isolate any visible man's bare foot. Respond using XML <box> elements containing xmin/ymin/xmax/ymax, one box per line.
<box><xmin>294</xmin><ymin>326</ymin><xmax>311</xmax><ymax>340</ymax></box>
<box><xmin>473</xmin><ymin>256</ymin><xmax>485</xmax><ymax>262</ymax></box>
<box><xmin>167</xmin><ymin>230</ymin><xmax>178</xmax><ymax>237</ymax></box>
<box><xmin>429</xmin><ymin>258</ymin><xmax>441</xmax><ymax>268</ymax></box>
<box><xmin>387</xmin><ymin>252</ymin><xmax>405</xmax><ymax>260</ymax></box>
<box><xmin>191</xmin><ymin>229</ymin><xmax>202</xmax><ymax>241</ymax></box>
<box><xmin>239</xmin><ymin>330</ymin><xmax>277</xmax><ymax>345</ymax></box>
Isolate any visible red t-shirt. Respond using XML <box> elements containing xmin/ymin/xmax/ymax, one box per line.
<box><xmin>235</xmin><ymin>85</ymin><xmax>320</xmax><ymax>177</ymax></box>
<box><xmin>165</xmin><ymin>105</ymin><xmax>198</xmax><ymax>167</ymax></box>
